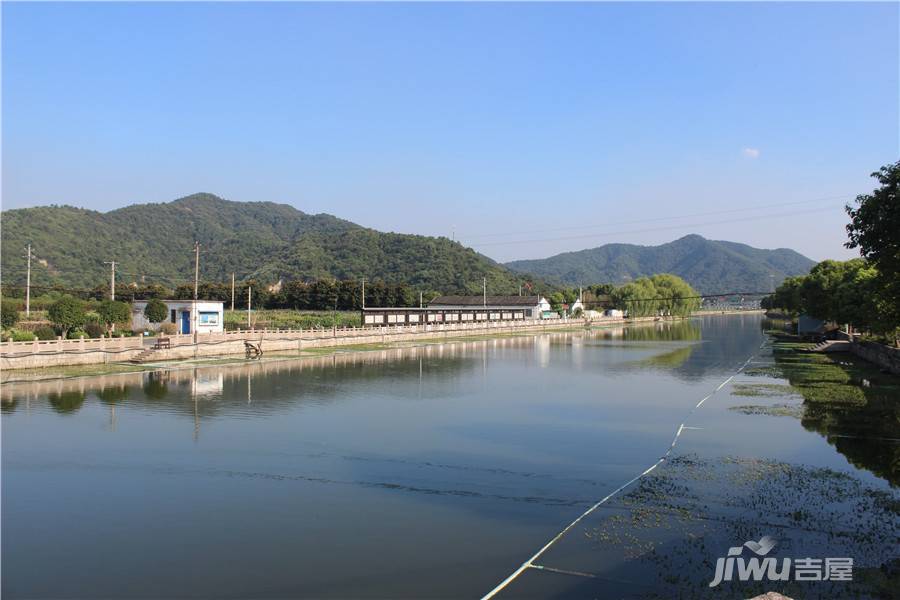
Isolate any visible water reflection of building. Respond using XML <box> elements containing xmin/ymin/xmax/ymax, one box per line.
<box><xmin>536</xmin><ymin>336</ymin><xmax>551</xmax><ymax>368</ymax></box>
<box><xmin>191</xmin><ymin>372</ymin><xmax>224</xmax><ymax>399</ymax></box>
<box><xmin>2</xmin><ymin>325</ymin><xmax>715</xmax><ymax>438</ymax></box>
<box><xmin>571</xmin><ymin>335</ymin><xmax>584</xmax><ymax>370</ymax></box>
<box><xmin>0</xmin><ymin>330</ymin><xmax>635</xmax><ymax>407</ymax></box>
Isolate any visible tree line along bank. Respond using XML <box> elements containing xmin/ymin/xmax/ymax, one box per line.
<box><xmin>1</xmin><ymin>273</ymin><xmax>703</xmax><ymax>342</ymax></box>
<box><xmin>762</xmin><ymin>161</ymin><xmax>899</xmax><ymax>345</ymax></box>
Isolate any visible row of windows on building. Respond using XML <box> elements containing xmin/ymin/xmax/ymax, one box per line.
<box><xmin>364</xmin><ymin>310</ymin><xmax>529</xmax><ymax>325</ymax></box>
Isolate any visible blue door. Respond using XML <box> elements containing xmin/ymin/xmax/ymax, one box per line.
<box><xmin>180</xmin><ymin>311</ymin><xmax>191</xmax><ymax>334</ymax></box>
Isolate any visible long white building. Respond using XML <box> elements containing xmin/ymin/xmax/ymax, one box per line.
<box><xmin>361</xmin><ymin>295</ymin><xmax>553</xmax><ymax>326</ymax></box>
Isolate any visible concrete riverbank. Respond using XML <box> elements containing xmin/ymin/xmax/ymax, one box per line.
<box><xmin>1</xmin><ymin>316</ymin><xmax>675</xmax><ymax>372</ymax></box>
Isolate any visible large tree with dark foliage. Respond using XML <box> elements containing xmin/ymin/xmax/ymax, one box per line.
<box><xmin>846</xmin><ymin>161</ymin><xmax>900</xmax><ymax>335</ymax></box>
<box><xmin>846</xmin><ymin>161</ymin><xmax>900</xmax><ymax>279</ymax></box>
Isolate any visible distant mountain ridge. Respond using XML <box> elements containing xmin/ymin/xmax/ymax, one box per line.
<box><xmin>505</xmin><ymin>234</ymin><xmax>816</xmax><ymax>294</ymax></box>
<box><xmin>2</xmin><ymin>196</ymin><xmax>816</xmax><ymax>297</ymax></box>
<box><xmin>0</xmin><ymin>193</ymin><xmax>525</xmax><ymax>294</ymax></box>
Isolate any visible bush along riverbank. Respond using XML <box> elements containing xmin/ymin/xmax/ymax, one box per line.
<box><xmin>743</xmin><ymin>332</ymin><xmax>900</xmax><ymax>486</ymax></box>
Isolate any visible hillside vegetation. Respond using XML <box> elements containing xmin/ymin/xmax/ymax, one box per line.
<box><xmin>506</xmin><ymin>234</ymin><xmax>816</xmax><ymax>294</ymax></box>
<box><xmin>1</xmin><ymin>193</ymin><xmax>526</xmax><ymax>294</ymax></box>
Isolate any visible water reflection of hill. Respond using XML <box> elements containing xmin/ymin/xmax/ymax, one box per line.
<box><xmin>2</xmin><ymin>343</ymin><xmax>484</xmax><ymax>418</ymax></box>
<box><xmin>3</xmin><ymin>335</ymin><xmax>594</xmax><ymax>418</ymax></box>
<box><xmin>1</xmin><ymin>316</ymin><xmax>767</xmax><ymax>418</ymax></box>
<box><xmin>622</xmin><ymin>320</ymin><xmax>700</xmax><ymax>342</ymax></box>
<box><xmin>620</xmin><ymin>315</ymin><xmax>766</xmax><ymax>381</ymax></box>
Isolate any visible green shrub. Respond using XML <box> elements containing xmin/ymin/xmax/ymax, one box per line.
<box><xmin>1</xmin><ymin>300</ymin><xmax>21</xmax><ymax>329</ymax></box>
<box><xmin>33</xmin><ymin>326</ymin><xmax>58</xmax><ymax>340</ymax></box>
<box><xmin>144</xmin><ymin>298</ymin><xmax>168</xmax><ymax>324</ymax></box>
<box><xmin>67</xmin><ymin>328</ymin><xmax>88</xmax><ymax>340</ymax></box>
<box><xmin>84</xmin><ymin>320</ymin><xmax>105</xmax><ymax>338</ymax></box>
<box><xmin>48</xmin><ymin>295</ymin><xmax>86</xmax><ymax>338</ymax></box>
<box><xmin>97</xmin><ymin>299</ymin><xmax>131</xmax><ymax>332</ymax></box>
<box><xmin>7</xmin><ymin>329</ymin><xmax>36</xmax><ymax>342</ymax></box>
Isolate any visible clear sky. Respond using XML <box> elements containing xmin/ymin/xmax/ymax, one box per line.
<box><xmin>3</xmin><ymin>2</ymin><xmax>898</xmax><ymax>263</ymax></box>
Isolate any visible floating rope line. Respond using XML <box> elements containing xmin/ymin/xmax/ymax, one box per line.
<box><xmin>481</xmin><ymin>349</ymin><xmax>759</xmax><ymax>600</ymax></box>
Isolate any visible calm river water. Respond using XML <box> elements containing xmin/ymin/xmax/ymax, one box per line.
<box><xmin>3</xmin><ymin>315</ymin><xmax>897</xmax><ymax>598</ymax></box>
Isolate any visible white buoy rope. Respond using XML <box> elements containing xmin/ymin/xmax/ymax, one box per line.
<box><xmin>481</xmin><ymin>351</ymin><xmax>758</xmax><ymax>600</ymax></box>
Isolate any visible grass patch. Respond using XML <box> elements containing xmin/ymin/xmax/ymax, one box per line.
<box><xmin>797</xmin><ymin>382</ymin><xmax>867</xmax><ymax>405</ymax></box>
<box><xmin>638</xmin><ymin>345</ymin><xmax>695</xmax><ymax>369</ymax></box>
<box><xmin>750</xmin><ymin>331</ymin><xmax>900</xmax><ymax>485</ymax></box>
<box><xmin>299</xmin><ymin>343</ymin><xmax>393</xmax><ymax>355</ymax></box>
<box><xmin>754</xmin><ymin>333</ymin><xmax>899</xmax><ymax>408</ymax></box>
<box><xmin>731</xmin><ymin>383</ymin><xmax>797</xmax><ymax>397</ymax></box>
<box><xmin>729</xmin><ymin>403</ymin><xmax>805</xmax><ymax>418</ymax></box>
<box><xmin>1</xmin><ymin>362</ymin><xmax>148</xmax><ymax>383</ymax></box>
<box><xmin>744</xmin><ymin>365</ymin><xmax>784</xmax><ymax>378</ymax></box>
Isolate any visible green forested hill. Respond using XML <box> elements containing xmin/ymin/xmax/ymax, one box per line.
<box><xmin>505</xmin><ymin>234</ymin><xmax>816</xmax><ymax>294</ymax></box>
<box><xmin>1</xmin><ymin>193</ymin><xmax>525</xmax><ymax>294</ymax></box>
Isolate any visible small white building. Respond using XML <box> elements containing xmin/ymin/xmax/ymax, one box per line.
<box><xmin>132</xmin><ymin>300</ymin><xmax>225</xmax><ymax>334</ymax></box>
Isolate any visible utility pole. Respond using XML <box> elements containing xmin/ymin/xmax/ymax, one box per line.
<box><xmin>193</xmin><ymin>242</ymin><xmax>200</xmax><ymax>300</ymax></box>
<box><xmin>247</xmin><ymin>286</ymin><xmax>252</xmax><ymax>329</ymax></box>
<box><xmin>483</xmin><ymin>277</ymin><xmax>487</xmax><ymax>307</ymax></box>
<box><xmin>103</xmin><ymin>260</ymin><xmax>118</xmax><ymax>332</ymax></box>
<box><xmin>192</xmin><ymin>242</ymin><xmax>200</xmax><ymax>344</ymax></box>
<box><xmin>519</xmin><ymin>283</ymin><xmax>522</xmax><ymax>297</ymax></box>
<box><xmin>361</xmin><ymin>277</ymin><xmax>366</xmax><ymax>309</ymax></box>
<box><xmin>419</xmin><ymin>291</ymin><xmax>423</xmax><ymax>308</ymax></box>
<box><xmin>24</xmin><ymin>244</ymin><xmax>33</xmax><ymax>317</ymax></box>
<box><xmin>231</xmin><ymin>273</ymin><xmax>236</xmax><ymax>312</ymax></box>
<box><xmin>103</xmin><ymin>261</ymin><xmax>117</xmax><ymax>300</ymax></box>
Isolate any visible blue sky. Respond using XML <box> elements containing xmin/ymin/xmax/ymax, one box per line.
<box><xmin>3</xmin><ymin>2</ymin><xmax>898</xmax><ymax>262</ymax></box>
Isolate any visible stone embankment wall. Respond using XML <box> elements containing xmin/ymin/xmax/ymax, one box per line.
<box><xmin>1</xmin><ymin>316</ymin><xmax>671</xmax><ymax>371</ymax></box>
<box><xmin>849</xmin><ymin>341</ymin><xmax>900</xmax><ymax>375</ymax></box>
<box><xmin>0</xmin><ymin>337</ymin><xmax>143</xmax><ymax>369</ymax></box>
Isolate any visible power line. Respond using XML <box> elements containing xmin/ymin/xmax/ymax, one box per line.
<box><xmin>609</xmin><ymin>291</ymin><xmax>770</xmax><ymax>305</ymax></box>
<box><xmin>2</xmin><ymin>281</ymin><xmax>771</xmax><ymax>303</ymax></box>
<box><xmin>460</xmin><ymin>193</ymin><xmax>855</xmax><ymax>241</ymax></box>
<box><xmin>470</xmin><ymin>206</ymin><xmax>844</xmax><ymax>248</ymax></box>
